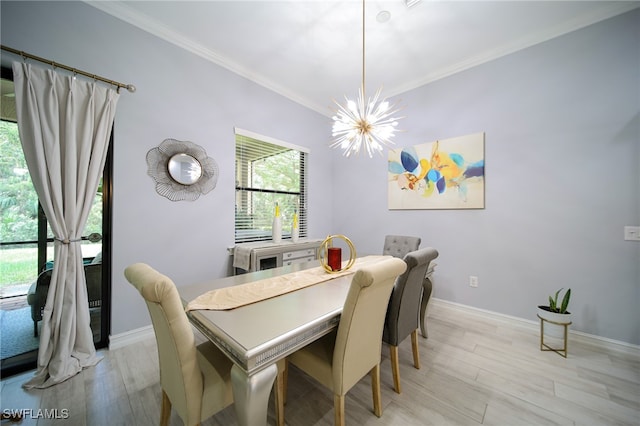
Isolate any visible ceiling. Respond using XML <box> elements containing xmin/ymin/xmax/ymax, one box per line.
<box><xmin>87</xmin><ymin>1</ymin><xmax>639</xmax><ymax>116</ymax></box>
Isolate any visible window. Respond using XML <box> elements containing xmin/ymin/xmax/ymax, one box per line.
<box><xmin>235</xmin><ymin>128</ymin><xmax>308</xmax><ymax>243</ymax></box>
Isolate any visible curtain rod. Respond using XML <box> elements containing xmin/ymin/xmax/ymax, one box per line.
<box><xmin>1</xmin><ymin>45</ymin><xmax>136</xmax><ymax>93</ymax></box>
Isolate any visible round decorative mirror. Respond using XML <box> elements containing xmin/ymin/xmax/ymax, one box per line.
<box><xmin>146</xmin><ymin>139</ymin><xmax>219</xmax><ymax>201</ymax></box>
<box><xmin>168</xmin><ymin>153</ymin><xmax>202</xmax><ymax>185</ymax></box>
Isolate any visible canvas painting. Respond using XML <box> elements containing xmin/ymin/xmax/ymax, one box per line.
<box><xmin>388</xmin><ymin>132</ymin><xmax>485</xmax><ymax>209</ymax></box>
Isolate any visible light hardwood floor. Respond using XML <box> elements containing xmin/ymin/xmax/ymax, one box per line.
<box><xmin>2</xmin><ymin>302</ymin><xmax>639</xmax><ymax>425</ymax></box>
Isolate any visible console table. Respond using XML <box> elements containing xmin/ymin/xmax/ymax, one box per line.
<box><xmin>232</xmin><ymin>239</ymin><xmax>323</xmax><ymax>274</ymax></box>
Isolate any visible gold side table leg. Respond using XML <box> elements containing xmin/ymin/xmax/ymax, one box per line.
<box><xmin>538</xmin><ymin>315</ymin><xmax>570</xmax><ymax>358</ymax></box>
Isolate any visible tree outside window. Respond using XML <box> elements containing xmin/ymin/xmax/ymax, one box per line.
<box><xmin>235</xmin><ymin>130</ymin><xmax>307</xmax><ymax>243</ymax></box>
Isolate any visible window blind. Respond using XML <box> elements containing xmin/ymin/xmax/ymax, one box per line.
<box><xmin>235</xmin><ymin>129</ymin><xmax>307</xmax><ymax>243</ymax></box>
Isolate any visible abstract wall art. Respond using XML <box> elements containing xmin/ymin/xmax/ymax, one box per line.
<box><xmin>388</xmin><ymin>132</ymin><xmax>485</xmax><ymax>209</ymax></box>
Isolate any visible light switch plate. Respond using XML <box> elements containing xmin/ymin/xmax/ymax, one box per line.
<box><xmin>624</xmin><ymin>226</ymin><xmax>640</xmax><ymax>241</ymax></box>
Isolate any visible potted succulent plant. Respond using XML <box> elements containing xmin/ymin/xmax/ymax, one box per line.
<box><xmin>537</xmin><ymin>288</ymin><xmax>572</xmax><ymax>339</ymax></box>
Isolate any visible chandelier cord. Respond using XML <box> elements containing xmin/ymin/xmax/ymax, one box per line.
<box><xmin>330</xmin><ymin>0</ymin><xmax>404</xmax><ymax>157</ymax></box>
<box><xmin>361</xmin><ymin>0</ymin><xmax>366</xmax><ymax>101</ymax></box>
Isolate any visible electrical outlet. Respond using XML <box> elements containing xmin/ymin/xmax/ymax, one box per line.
<box><xmin>624</xmin><ymin>226</ymin><xmax>640</xmax><ymax>241</ymax></box>
<box><xmin>469</xmin><ymin>275</ymin><xmax>478</xmax><ymax>288</ymax></box>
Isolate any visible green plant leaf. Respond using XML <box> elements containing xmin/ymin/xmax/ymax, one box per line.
<box><xmin>560</xmin><ymin>288</ymin><xmax>571</xmax><ymax>314</ymax></box>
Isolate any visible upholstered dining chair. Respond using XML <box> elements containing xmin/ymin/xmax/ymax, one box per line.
<box><xmin>124</xmin><ymin>263</ymin><xmax>285</xmax><ymax>426</ymax></box>
<box><xmin>382</xmin><ymin>235</ymin><xmax>421</xmax><ymax>259</ymax></box>
<box><xmin>382</xmin><ymin>247</ymin><xmax>439</xmax><ymax>394</ymax></box>
<box><xmin>287</xmin><ymin>257</ymin><xmax>407</xmax><ymax>426</ymax></box>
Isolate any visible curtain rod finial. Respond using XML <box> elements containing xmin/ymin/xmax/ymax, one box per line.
<box><xmin>126</xmin><ymin>84</ymin><xmax>136</xmax><ymax>93</ymax></box>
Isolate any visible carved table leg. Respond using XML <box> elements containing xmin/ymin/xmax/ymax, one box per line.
<box><xmin>231</xmin><ymin>363</ymin><xmax>278</xmax><ymax>426</ymax></box>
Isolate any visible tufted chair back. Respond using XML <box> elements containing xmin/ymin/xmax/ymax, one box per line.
<box><xmin>382</xmin><ymin>235</ymin><xmax>421</xmax><ymax>259</ymax></box>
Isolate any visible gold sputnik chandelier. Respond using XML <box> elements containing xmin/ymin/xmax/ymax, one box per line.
<box><xmin>330</xmin><ymin>0</ymin><xmax>404</xmax><ymax>158</ymax></box>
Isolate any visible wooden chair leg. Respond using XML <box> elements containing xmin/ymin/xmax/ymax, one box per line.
<box><xmin>334</xmin><ymin>394</ymin><xmax>345</xmax><ymax>426</ymax></box>
<box><xmin>371</xmin><ymin>364</ymin><xmax>382</xmax><ymax>417</ymax></box>
<box><xmin>389</xmin><ymin>345</ymin><xmax>401</xmax><ymax>394</ymax></box>
<box><xmin>274</xmin><ymin>362</ymin><xmax>285</xmax><ymax>426</ymax></box>
<box><xmin>283</xmin><ymin>358</ymin><xmax>288</xmax><ymax>405</ymax></box>
<box><xmin>160</xmin><ymin>390</ymin><xmax>171</xmax><ymax>426</ymax></box>
<box><xmin>411</xmin><ymin>329</ymin><xmax>421</xmax><ymax>369</ymax></box>
<box><xmin>275</xmin><ymin>358</ymin><xmax>289</xmax><ymax>402</ymax></box>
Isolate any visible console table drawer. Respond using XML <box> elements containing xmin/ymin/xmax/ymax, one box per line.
<box><xmin>283</xmin><ymin>248</ymin><xmax>316</xmax><ymax>260</ymax></box>
<box><xmin>284</xmin><ymin>255</ymin><xmax>316</xmax><ymax>266</ymax></box>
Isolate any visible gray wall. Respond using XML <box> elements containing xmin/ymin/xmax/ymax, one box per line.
<box><xmin>2</xmin><ymin>2</ymin><xmax>638</xmax><ymax>344</ymax></box>
<box><xmin>332</xmin><ymin>9</ymin><xmax>640</xmax><ymax>345</ymax></box>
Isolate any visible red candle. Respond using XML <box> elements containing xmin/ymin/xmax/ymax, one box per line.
<box><xmin>328</xmin><ymin>247</ymin><xmax>342</xmax><ymax>271</ymax></box>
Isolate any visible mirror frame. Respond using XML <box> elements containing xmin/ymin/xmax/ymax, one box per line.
<box><xmin>146</xmin><ymin>138</ymin><xmax>218</xmax><ymax>201</ymax></box>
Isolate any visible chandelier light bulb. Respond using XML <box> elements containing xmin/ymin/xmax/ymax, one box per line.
<box><xmin>331</xmin><ymin>87</ymin><xmax>403</xmax><ymax>158</ymax></box>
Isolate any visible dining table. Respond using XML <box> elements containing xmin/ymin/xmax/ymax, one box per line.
<box><xmin>178</xmin><ymin>257</ymin><xmax>372</xmax><ymax>426</ymax></box>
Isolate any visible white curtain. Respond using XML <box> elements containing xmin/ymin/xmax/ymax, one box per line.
<box><xmin>12</xmin><ymin>62</ymin><xmax>119</xmax><ymax>389</ymax></box>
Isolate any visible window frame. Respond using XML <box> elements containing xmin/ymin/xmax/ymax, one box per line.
<box><xmin>235</xmin><ymin>128</ymin><xmax>308</xmax><ymax>244</ymax></box>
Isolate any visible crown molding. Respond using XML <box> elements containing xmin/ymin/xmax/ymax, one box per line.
<box><xmin>84</xmin><ymin>1</ymin><xmax>329</xmax><ymax>115</ymax></box>
<box><xmin>85</xmin><ymin>1</ymin><xmax>639</xmax><ymax>117</ymax></box>
<box><xmin>389</xmin><ymin>2</ymin><xmax>640</xmax><ymax>98</ymax></box>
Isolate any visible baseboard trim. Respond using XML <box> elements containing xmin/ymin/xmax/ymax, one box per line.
<box><xmin>108</xmin><ymin>325</ymin><xmax>154</xmax><ymax>350</ymax></box>
<box><xmin>430</xmin><ymin>298</ymin><xmax>640</xmax><ymax>356</ymax></box>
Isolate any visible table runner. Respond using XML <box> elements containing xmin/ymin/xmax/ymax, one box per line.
<box><xmin>186</xmin><ymin>255</ymin><xmax>388</xmax><ymax>311</ymax></box>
